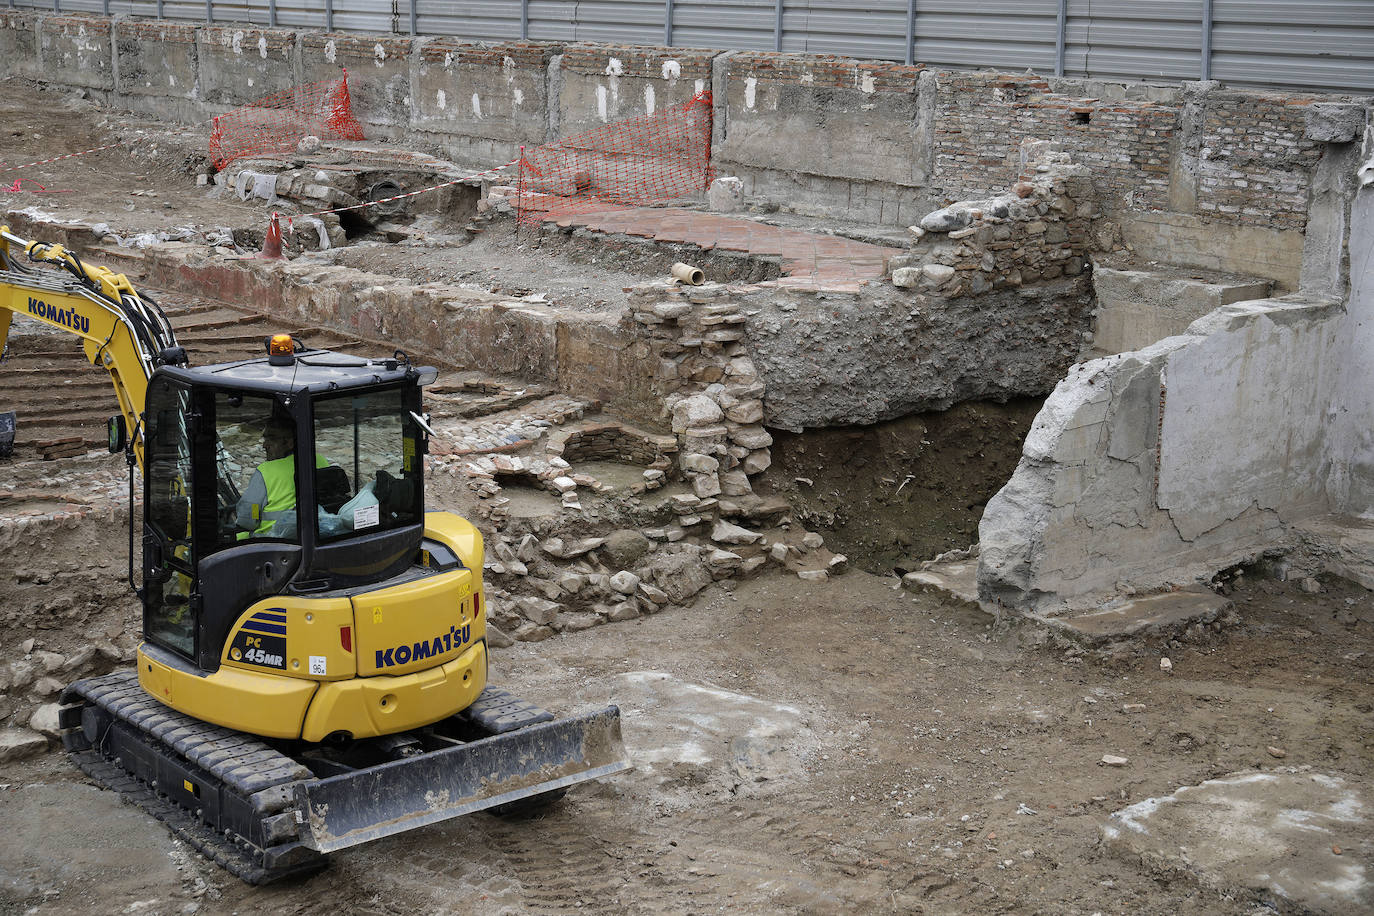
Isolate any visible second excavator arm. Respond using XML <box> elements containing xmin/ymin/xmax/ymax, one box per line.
<box><xmin>0</xmin><ymin>225</ymin><xmax>186</xmax><ymax>471</ymax></box>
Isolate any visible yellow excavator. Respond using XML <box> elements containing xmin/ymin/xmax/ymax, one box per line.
<box><xmin>0</xmin><ymin>226</ymin><xmax>629</xmax><ymax>883</ymax></box>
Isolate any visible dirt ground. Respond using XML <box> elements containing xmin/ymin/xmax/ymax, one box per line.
<box><xmin>3</xmin><ymin>76</ymin><xmax>1372</xmax><ymax>915</ymax></box>
<box><xmin>761</xmin><ymin>402</ymin><xmax>1044</xmax><ymax>576</ymax></box>
<box><xmin>2</xmin><ymin>565</ymin><xmax>1370</xmax><ymax>915</ymax></box>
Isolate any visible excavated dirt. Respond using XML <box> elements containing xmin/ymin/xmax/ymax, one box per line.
<box><xmin>761</xmin><ymin>400</ymin><xmax>1044</xmax><ymax>575</ymax></box>
<box><xmin>3</xmin><ymin>75</ymin><xmax>1373</xmax><ymax>915</ymax></box>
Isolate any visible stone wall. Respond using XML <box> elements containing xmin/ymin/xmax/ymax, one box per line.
<box><xmin>138</xmin><ymin>242</ymin><xmax>657</xmax><ymax>417</ymax></box>
<box><xmin>890</xmin><ymin>146</ymin><xmax>1098</xmax><ymax>298</ymax></box>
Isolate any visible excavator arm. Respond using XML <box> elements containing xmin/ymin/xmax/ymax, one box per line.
<box><xmin>0</xmin><ymin>225</ymin><xmax>184</xmax><ymax>470</ymax></box>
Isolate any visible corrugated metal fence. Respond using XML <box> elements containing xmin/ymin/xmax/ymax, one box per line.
<box><xmin>12</xmin><ymin>0</ymin><xmax>1374</xmax><ymax>93</ymax></box>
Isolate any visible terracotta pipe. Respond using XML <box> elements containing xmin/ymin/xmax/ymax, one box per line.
<box><xmin>671</xmin><ymin>262</ymin><xmax>704</xmax><ymax>285</ymax></box>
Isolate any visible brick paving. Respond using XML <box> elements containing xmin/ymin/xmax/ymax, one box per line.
<box><xmin>546</xmin><ymin>204</ymin><xmax>901</xmax><ymax>293</ymax></box>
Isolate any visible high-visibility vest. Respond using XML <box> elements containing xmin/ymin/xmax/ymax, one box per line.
<box><xmin>249</xmin><ymin>454</ymin><xmax>328</xmax><ymax>537</ymax></box>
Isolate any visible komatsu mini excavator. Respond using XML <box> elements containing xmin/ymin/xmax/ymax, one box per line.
<box><xmin>0</xmin><ymin>226</ymin><xmax>629</xmax><ymax>883</ymax></box>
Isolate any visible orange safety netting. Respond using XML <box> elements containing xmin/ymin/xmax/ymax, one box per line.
<box><xmin>516</xmin><ymin>90</ymin><xmax>714</xmax><ymax>226</ymax></box>
<box><xmin>209</xmin><ymin>72</ymin><xmax>365</xmax><ymax>170</ymax></box>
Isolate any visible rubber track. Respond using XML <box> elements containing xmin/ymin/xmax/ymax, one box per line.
<box><xmin>62</xmin><ymin>670</ymin><xmax>325</xmax><ymax>885</ymax></box>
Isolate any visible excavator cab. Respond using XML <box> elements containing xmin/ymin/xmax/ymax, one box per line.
<box><xmin>138</xmin><ymin>341</ymin><xmax>435</xmax><ymax>674</ymax></box>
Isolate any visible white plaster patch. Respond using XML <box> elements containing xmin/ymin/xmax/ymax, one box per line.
<box><xmin>694</xmin><ymin>78</ymin><xmax>705</xmax><ymax>95</ymax></box>
<box><xmin>605</xmin><ymin>57</ymin><xmax>625</xmax><ymax>77</ymax></box>
<box><xmin>503</xmin><ymin>55</ymin><xmax>516</xmax><ymax>79</ymax></box>
<box><xmin>644</xmin><ymin>85</ymin><xmax>655</xmax><ymax>114</ymax></box>
<box><xmin>1106</xmin><ymin>795</ymin><xmax>1174</xmax><ymax>836</ymax></box>
<box><xmin>444</xmin><ymin>52</ymin><xmax>453</xmax><ymax>68</ymax></box>
<box><xmin>596</xmin><ymin>84</ymin><xmax>608</xmax><ymax>121</ymax></box>
<box><xmin>374</xmin><ymin>43</ymin><xmax>387</xmax><ymax>66</ymax></box>
<box><xmin>471</xmin><ymin>93</ymin><xmax>482</xmax><ymax>119</ymax></box>
<box><xmin>661</xmin><ymin>60</ymin><xmax>681</xmax><ymax>81</ymax></box>
<box><xmin>324</xmin><ymin>40</ymin><xmax>337</xmax><ymax>63</ymax></box>
<box><xmin>513</xmin><ymin>88</ymin><xmax>524</xmax><ymax>107</ymax></box>
<box><xmin>258</xmin><ymin>36</ymin><xmax>268</xmax><ymax>60</ymax></box>
<box><xmin>231</xmin><ymin>31</ymin><xmax>244</xmax><ymax>55</ymax></box>
<box><xmin>801</xmin><ymin>71</ymin><xmax>814</xmax><ymax>84</ymax></box>
<box><xmin>614</xmin><ymin>671</ymin><xmax>813</xmax><ymax>786</ymax></box>
<box><xmin>744</xmin><ymin>76</ymin><xmax>757</xmax><ymax>110</ymax></box>
<box><xmin>860</xmin><ymin>70</ymin><xmax>876</xmax><ymax>93</ymax></box>
<box><xmin>435</xmin><ymin>89</ymin><xmax>446</xmax><ymax>110</ymax></box>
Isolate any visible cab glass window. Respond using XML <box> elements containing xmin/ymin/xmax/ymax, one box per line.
<box><xmin>143</xmin><ymin>379</ymin><xmax>195</xmax><ymax>657</ymax></box>
<box><xmin>213</xmin><ymin>394</ymin><xmax>303</xmax><ymax>549</ymax></box>
<box><xmin>313</xmin><ymin>388</ymin><xmax>422</xmax><ymax>541</ymax></box>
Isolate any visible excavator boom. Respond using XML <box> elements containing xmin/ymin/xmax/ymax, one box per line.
<box><xmin>0</xmin><ymin>225</ymin><xmax>182</xmax><ymax>469</ymax></box>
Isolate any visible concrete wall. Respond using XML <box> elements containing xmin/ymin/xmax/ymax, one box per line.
<box><xmin>1324</xmin><ymin>186</ymin><xmax>1374</xmax><ymax>515</ymax></box>
<box><xmin>978</xmin><ymin>295</ymin><xmax>1344</xmax><ymax>614</ymax></box>
<box><xmin>138</xmin><ymin>243</ymin><xmax>657</xmax><ymax>419</ymax></box>
<box><xmin>1</xmin><ymin>11</ymin><xmax>1365</xmax><ymax>282</ymax></box>
<box><xmin>300</xmin><ymin>32</ymin><xmax>414</xmax><ymax>137</ymax></box>
<box><xmin>411</xmin><ymin>40</ymin><xmax>559</xmax><ymax>164</ymax></box>
<box><xmin>39</xmin><ymin>16</ymin><xmax>114</xmax><ymax>92</ymax></box>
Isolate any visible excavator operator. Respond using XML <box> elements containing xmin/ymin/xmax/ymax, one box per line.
<box><xmin>236</xmin><ymin>417</ymin><xmax>313</xmax><ymax>539</ymax></box>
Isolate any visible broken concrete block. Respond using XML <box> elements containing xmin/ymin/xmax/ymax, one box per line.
<box><xmin>892</xmin><ymin>266</ymin><xmax>922</xmax><ymax>289</ymax></box>
<box><xmin>711</xmin><ymin>520</ymin><xmax>762</xmax><ymax>545</ymax></box>
<box><xmin>708</xmin><ymin>176</ymin><xmax>744</xmax><ymax>211</ymax></box>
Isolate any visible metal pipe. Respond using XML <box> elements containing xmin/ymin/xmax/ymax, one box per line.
<box><xmin>410</xmin><ymin>0</ymin><xmax>417</xmax><ymax>37</ymax></box>
<box><xmin>665</xmin><ymin>0</ymin><xmax>674</xmax><ymax>47</ymax></box>
<box><xmin>1055</xmin><ymin>0</ymin><xmax>1067</xmax><ymax>77</ymax></box>
<box><xmin>157</xmin><ymin>0</ymin><xmax>163</xmax><ymax>20</ymax></box>
<box><xmin>206</xmin><ymin>0</ymin><xmax>212</xmax><ymax>26</ymax></box>
<box><xmin>521</xmin><ymin>0</ymin><xmax>529</xmax><ymax>40</ymax></box>
<box><xmin>325</xmin><ymin>0</ymin><xmax>334</xmax><ymax>33</ymax></box>
<box><xmin>103</xmin><ymin>0</ymin><xmax>109</xmax><ymax>17</ymax></box>
<box><xmin>774</xmin><ymin>0</ymin><xmax>783</xmax><ymax>53</ymax></box>
<box><xmin>905</xmin><ymin>0</ymin><xmax>916</xmax><ymax>66</ymax></box>
<box><xmin>268</xmin><ymin>0</ymin><xmax>276</xmax><ymax>29</ymax></box>
<box><xmin>1201</xmin><ymin>0</ymin><xmax>1214</xmax><ymax>80</ymax></box>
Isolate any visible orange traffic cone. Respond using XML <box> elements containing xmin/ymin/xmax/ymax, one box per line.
<box><xmin>261</xmin><ymin>212</ymin><xmax>284</xmax><ymax>259</ymax></box>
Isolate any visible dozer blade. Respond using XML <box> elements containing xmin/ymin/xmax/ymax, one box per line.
<box><xmin>296</xmin><ymin>706</ymin><xmax>629</xmax><ymax>853</ymax></box>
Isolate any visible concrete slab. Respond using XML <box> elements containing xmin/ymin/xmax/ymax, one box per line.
<box><xmin>1292</xmin><ymin>515</ymin><xmax>1374</xmax><ymax>591</ymax></box>
<box><xmin>1032</xmin><ymin>587</ymin><xmax>1230</xmax><ymax>642</ymax></box>
<box><xmin>901</xmin><ymin>559</ymin><xmax>986</xmax><ymax>613</ymax></box>
<box><xmin>1102</xmin><ymin>770</ymin><xmax>1372</xmax><ymax>915</ymax></box>
<box><xmin>1091</xmin><ymin>261</ymin><xmax>1274</xmax><ymax>356</ymax></box>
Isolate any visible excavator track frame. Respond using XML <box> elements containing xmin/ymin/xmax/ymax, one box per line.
<box><xmin>60</xmin><ymin>672</ymin><xmax>630</xmax><ymax>884</ymax></box>
<box><xmin>60</xmin><ymin>671</ymin><xmax>325</xmax><ymax>884</ymax></box>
